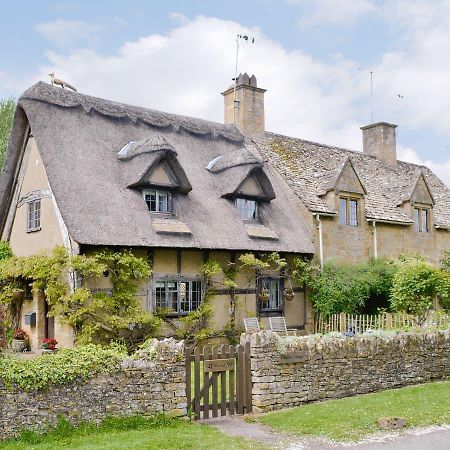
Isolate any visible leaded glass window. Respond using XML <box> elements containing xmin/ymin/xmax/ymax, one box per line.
<box><xmin>414</xmin><ymin>207</ymin><xmax>430</xmax><ymax>233</ymax></box>
<box><xmin>27</xmin><ymin>199</ymin><xmax>41</xmax><ymax>232</ymax></box>
<box><xmin>154</xmin><ymin>280</ymin><xmax>202</xmax><ymax>314</ymax></box>
<box><xmin>259</xmin><ymin>278</ymin><xmax>281</xmax><ymax>311</ymax></box>
<box><xmin>339</xmin><ymin>197</ymin><xmax>359</xmax><ymax>227</ymax></box>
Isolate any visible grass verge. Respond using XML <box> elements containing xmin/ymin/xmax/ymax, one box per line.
<box><xmin>0</xmin><ymin>415</ymin><xmax>264</xmax><ymax>450</ymax></box>
<box><xmin>257</xmin><ymin>381</ymin><xmax>450</xmax><ymax>441</ymax></box>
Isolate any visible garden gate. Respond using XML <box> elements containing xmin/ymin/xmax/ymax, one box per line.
<box><xmin>186</xmin><ymin>342</ymin><xmax>252</xmax><ymax>420</ymax></box>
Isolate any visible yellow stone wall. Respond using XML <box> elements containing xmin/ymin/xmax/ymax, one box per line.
<box><xmin>310</xmin><ymin>194</ymin><xmax>450</xmax><ymax>265</ymax></box>
<box><xmin>9</xmin><ymin>137</ymin><xmax>65</xmax><ymax>256</ymax></box>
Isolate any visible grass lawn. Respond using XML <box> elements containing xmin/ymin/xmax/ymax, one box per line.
<box><xmin>0</xmin><ymin>416</ymin><xmax>263</xmax><ymax>450</ymax></box>
<box><xmin>257</xmin><ymin>381</ymin><xmax>450</xmax><ymax>441</ymax></box>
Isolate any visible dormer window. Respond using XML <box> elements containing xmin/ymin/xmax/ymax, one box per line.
<box><xmin>143</xmin><ymin>189</ymin><xmax>173</xmax><ymax>213</ymax></box>
<box><xmin>339</xmin><ymin>197</ymin><xmax>358</xmax><ymax>227</ymax></box>
<box><xmin>414</xmin><ymin>207</ymin><xmax>429</xmax><ymax>233</ymax></box>
<box><xmin>235</xmin><ymin>197</ymin><xmax>257</xmax><ymax>220</ymax></box>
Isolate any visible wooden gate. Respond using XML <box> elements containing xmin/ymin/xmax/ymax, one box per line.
<box><xmin>186</xmin><ymin>342</ymin><xmax>252</xmax><ymax>420</ymax></box>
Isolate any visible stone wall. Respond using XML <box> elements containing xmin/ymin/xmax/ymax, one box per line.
<box><xmin>0</xmin><ymin>339</ymin><xmax>187</xmax><ymax>440</ymax></box>
<box><xmin>245</xmin><ymin>330</ymin><xmax>450</xmax><ymax>412</ymax></box>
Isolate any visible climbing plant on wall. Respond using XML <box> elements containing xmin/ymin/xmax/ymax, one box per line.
<box><xmin>0</xmin><ymin>246</ymin><xmax>162</xmax><ymax>349</ymax></box>
<box><xmin>174</xmin><ymin>252</ymin><xmax>288</xmax><ymax>343</ymax></box>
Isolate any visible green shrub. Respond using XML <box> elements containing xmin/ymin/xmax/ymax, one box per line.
<box><xmin>0</xmin><ymin>344</ymin><xmax>126</xmax><ymax>391</ymax></box>
<box><xmin>293</xmin><ymin>258</ymin><xmax>396</xmax><ymax>316</ymax></box>
<box><xmin>0</xmin><ymin>241</ymin><xmax>12</xmax><ymax>261</ymax></box>
<box><xmin>391</xmin><ymin>258</ymin><xmax>450</xmax><ymax>323</ymax></box>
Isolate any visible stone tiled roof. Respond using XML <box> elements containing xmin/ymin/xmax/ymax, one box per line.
<box><xmin>254</xmin><ymin>132</ymin><xmax>450</xmax><ymax>229</ymax></box>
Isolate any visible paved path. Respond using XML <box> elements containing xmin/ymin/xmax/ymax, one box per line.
<box><xmin>204</xmin><ymin>416</ymin><xmax>450</xmax><ymax>450</ymax></box>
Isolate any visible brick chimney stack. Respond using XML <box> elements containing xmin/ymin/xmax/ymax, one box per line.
<box><xmin>361</xmin><ymin>122</ymin><xmax>398</xmax><ymax>166</ymax></box>
<box><xmin>222</xmin><ymin>73</ymin><xmax>266</xmax><ymax>140</ymax></box>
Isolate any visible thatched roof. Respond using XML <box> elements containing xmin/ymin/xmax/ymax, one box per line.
<box><xmin>0</xmin><ymin>82</ymin><xmax>313</xmax><ymax>253</ymax></box>
<box><xmin>254</xmin><ymin>133</ymin><xmax>450</xmax><ymax>229</ymax></box>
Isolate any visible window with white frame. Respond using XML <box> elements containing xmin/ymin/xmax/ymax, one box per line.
<box><xmin>259</xmin><ymin>278</ymin><xmax>281</xmax><ymax>311</ymax></box>
<box><xmin>235</xmin><ymin>197</ymin><xmax>257</xmax><ymax>220</ymax></box>
<box><xmin>143</xmin><ymin>189</ymin><xmax>173</xmax><ymax>213</ymax></box>
<box><xmin>339</xmin><ymin>197</ymin><xmax>358</xmax><ymax>226</ymax></box>
<box><xmin>154</xmin><ymin>279</ymin><xmax>202</xmax><ymax>314</ymax></box>
<box><xmin>27</xmin><ymin>199</ymin><xmax>41</xmax><ymax>232</ymax></box>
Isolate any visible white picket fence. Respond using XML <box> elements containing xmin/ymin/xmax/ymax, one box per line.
<box><xmin>314</xmin><ymin>311</ymin><xmax>449</xmax><ymax>334</ymax></box>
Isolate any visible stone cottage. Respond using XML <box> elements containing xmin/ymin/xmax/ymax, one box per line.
<box><xmin>0</xmin><ymin>75</ymin><xmax>449</xmax><ymax>349</ymax></box>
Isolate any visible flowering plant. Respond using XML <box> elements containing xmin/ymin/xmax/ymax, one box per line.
<box><xmin>42</xmin><ymin>338</ymin><xmax>58</xmax><ymax>349</ymax></box>
<box><xmin>13</xmin><ymin>328</ymin><xmax>28</xmax><ymax>340</ymax></box>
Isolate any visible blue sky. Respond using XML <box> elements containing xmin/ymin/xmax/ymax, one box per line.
<box><xmin>1</xmin><ymin>0</ymin><xmax>449</xmax><ymax>184</ymax></box>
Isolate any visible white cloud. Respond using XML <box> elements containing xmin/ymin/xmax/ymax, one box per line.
<box><xmin>35</xmin><ymin>16</ymin><xmax>363</xmax><ymax>150</ymax></box>
<box><xmin>289</xmin><ymin>0</ymin><xmax>376</xmax><ymax>26</ymax></box>
<box><xmin>35</xmin><ymin>19</ymin><xmax>103</xmax><ymax>48</ymax></box>
<box><xmin>7</xmin><ymin>9</ymin><xmax>449</xmax><ymax>189</ymax></box>
<box><xmin>398</xmin><ymin>146</ymin><xmax>450</xmax><ymax>187</ymax></box>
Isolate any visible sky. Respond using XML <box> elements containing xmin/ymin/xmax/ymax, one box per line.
<box><xmin>1</xmin><ymin>0</ymin><xmax>449</xmax><ymax>185</ymax></box>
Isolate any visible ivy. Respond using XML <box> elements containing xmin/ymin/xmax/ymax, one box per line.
<box><xmin>176</xmin><ymin>253</ymin><xmax>287</xmax><ymax>343</ymax></box>
<box><xmin>0</xmin><ymin>247</ymin><xmax>162</xmax><ymax>349</ymax></box>
<box><xmin>0</xmin><ymin>344</ymin><xmax>125</xmax><ymax>391</ymax></box>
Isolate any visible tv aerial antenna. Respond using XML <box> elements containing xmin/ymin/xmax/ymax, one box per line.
<box><xmin>357</xmin><ymin>67</ymin><xmax>374</xmax><ymax>123</ymax></box>
<box><xmin>232</xmin><ymin>34</ymin><xmax>255</xmax><ymax>124</ymax></box>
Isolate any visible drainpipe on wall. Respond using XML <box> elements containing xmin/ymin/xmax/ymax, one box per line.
<box><xmin>371</xmin><ymin>220</ymin><xmax>378</xmax><ymax>259</ymax></box>
<box><xmin>315</xmin><ymin>214</ymin><xmax>324</xmax><ymax>268</ymax></box>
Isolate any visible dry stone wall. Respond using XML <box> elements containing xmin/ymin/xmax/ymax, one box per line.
<box><xmin>0</xmin><ymin>339</ymin><xmax>186</xmax><ymax>440</ymax></box>
<box><xmin>244</xmin><ymin>330</ymin><xmax>450</xmax><ymax>412</ymax></box>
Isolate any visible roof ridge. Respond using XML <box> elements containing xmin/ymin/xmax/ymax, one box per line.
<box><xmin>264</xmin><ymin>131</ymin><xmax>441</xmax><ymax>170</ymax></box>
<box><xmin>20</xmin><ymin>82</ymin><xmax>244</xmax><ymax>143</ymax></box>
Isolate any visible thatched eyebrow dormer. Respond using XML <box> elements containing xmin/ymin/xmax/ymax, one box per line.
<box><xmin>206</xmin><ymin>147</ymin><xmax>276</xmax><ymax>201</ymax></box>
<box><xmin>118</xmin><ymin>135</ymin><xmax>192</xmax><ymax>194</ymax></box>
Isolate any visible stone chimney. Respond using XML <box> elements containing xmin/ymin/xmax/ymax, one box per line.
<box><xmin>361</xmin><ymin>122</ymin><xmax>398</xmax><ymax>166</ymax></box>
<box><xmin>222</xmin><ymin>73</ymin><xmax>266</xmax><ymax>140</ymax></box>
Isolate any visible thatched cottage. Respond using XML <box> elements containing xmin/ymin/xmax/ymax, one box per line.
<box><xmin>0</xmin><ymin>75</ymin><xmax>449</xmax><ymax>349</ymax></box>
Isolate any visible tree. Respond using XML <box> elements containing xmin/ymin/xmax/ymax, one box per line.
<box><xmin>0</xmin><ymin>98</ymin><xmax>16</xmax><ymax>171</ymax></box>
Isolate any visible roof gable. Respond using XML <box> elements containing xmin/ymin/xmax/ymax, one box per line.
<box><xmin>331</xmin><ymin>157</ymin><xmax>366</xmax><ymax>195</ymax></box>
<box><xmin>409</xmin><ymin>172</ymin><xmax>434</xmax><ymax>205</ymax></box>
<box><xmin>254</xmin><ymin>133</ymin><xmax>450</xmax><ymax>228</ymax></box>
<box><xmin>236</xmin><ymin>175</ymin><xmax>263</xmax><ymax>197</ymax></box>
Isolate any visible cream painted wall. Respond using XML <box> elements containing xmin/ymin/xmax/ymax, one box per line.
<box><xmin>9</xmin><ymin>138</ymin><xmax>65</xmax><ymax>256</ymax></box>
